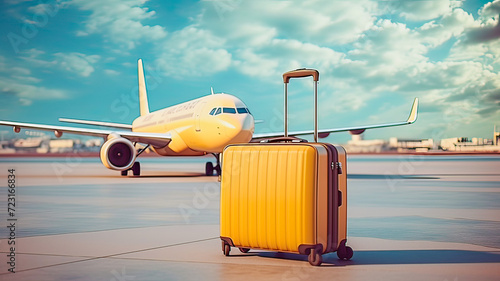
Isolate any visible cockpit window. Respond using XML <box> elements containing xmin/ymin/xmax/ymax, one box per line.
<box><xmin>237</xmin><ymin>107</ymin><xmax>248</xmax><ymax>114</ymax></box>
<box><xmin>223</xmin><ymin>108</ymin><xmax>237</xmax><ymax>114</ymax></box>
<box><xmin>237</xmin><ymin>107</ymin><xmax>252</xmax><ymax>115</ymax></box>
<box><xmin>211</xmin><ymin>107</ymin><xmax>252</xmax><ymax>115</ymax></box>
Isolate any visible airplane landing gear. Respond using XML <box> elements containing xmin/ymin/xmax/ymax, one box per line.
<box><xmin>205</xmin><ymin>154</ymin><xmax>221</xmax><ymax>176</ymax></box>
<box><xmin>206</xmin><ymin>162</ymin><xmax>214</xmax><ymax>176</ymax></box>
<box><xmin>132</xmin><ymin>162</ymin><xmax>140</xmax><ymax>176</ymax></box>
<box><xmin>120</xmin><ymin>144</ymin><xmax>149</xmax><ymax>177</ymax></box>
<box><xmin>120</xmin><ymin>161</ymin><xmax>141</xmax><ymax>176</ymax></box>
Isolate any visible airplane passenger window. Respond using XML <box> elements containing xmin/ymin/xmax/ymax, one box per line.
<box><xmin>237</xmin><ymin>108</ymin><xmax>248</xmax><ymax>114</ymax></box>
<box><xmin>215</xmin><ymin>108</ymin><xmax>222</xmax><ymax>115</ymax></box>
<box><xmin>223</xmin><ymin>108</ymin><xmax>237</xmax><ymax>114</ymax></box>
<box><xmin>209</xmin><ymin>108</ymin><xmax>216</xmax><ymax>115</ymax></box>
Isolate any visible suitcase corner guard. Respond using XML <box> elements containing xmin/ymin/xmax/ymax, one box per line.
<box><xmin>220</xmin><ymin>236</ymin><xmax>235</xmax><ymax>247</ymax></box>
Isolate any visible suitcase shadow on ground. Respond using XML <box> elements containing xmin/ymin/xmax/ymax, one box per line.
<box><xmin>241</xmin><ymin>251</ymin><xmax>350</xmax><ymax>267</ymax></box>
<box><xmin>328</xmin><ymin>250</ymin><xmax>500</xmax><ymax>266</ymax></box>
<box><xmin>348</xmin><ymin>174</ymin><xmax>440</xmax><ymax>180</ymax></box>
<box><xmin>242</xmin><ymin>250</ymin><xmax>500</xmax><ymax>266</ymax></box>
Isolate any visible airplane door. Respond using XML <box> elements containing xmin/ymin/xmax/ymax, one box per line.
<box><xmin>195</xmin><ymin>102</ymin><xmax>206</xmax><ymax>132</ymax></box>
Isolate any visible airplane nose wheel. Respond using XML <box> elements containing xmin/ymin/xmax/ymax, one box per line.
<box><xmin>206</xmin><ymin>153</ymin><xmax>221</xmax><ymax>176</ymax></box>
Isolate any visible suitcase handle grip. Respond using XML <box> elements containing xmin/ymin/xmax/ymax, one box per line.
<box><xmin>283</xmin><ymin>69</ymin><xmax>319</xmax><ymax>83</ymax></box>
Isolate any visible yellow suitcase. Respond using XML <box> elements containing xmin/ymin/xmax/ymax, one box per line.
<box><xmin>220</xmin><ymin>69</ymin><xmax>352</xmax><ymax>266</ymax></box>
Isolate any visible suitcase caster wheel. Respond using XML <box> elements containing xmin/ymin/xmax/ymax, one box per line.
<box><xmin>337</xmin><ymin>246</ymin><xmax>353</xmax><ymax>261</ymax></box>
<box><xmin>308</xmin><ymin>250</ymin><xmax>322</xmax><ymax>266</ymax></box>
<box><xmin>223</xmin><ymin>244</ymin><xmax>231</xmax><ymax>256</ymax></box>
<box><xmin>239</xmin><ymin>248</ymin><xmax>250</xmax><ymax>253</ymax></box>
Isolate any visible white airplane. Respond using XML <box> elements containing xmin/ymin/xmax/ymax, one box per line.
<box><xmin>0</xmin><ymin>59</ymin><xmax>419</xmax><ymax>176</ymax></box>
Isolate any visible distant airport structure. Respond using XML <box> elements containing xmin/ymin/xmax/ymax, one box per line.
<box><xmin>344</xmin><ymin>134</ymin><xmax>434</xmax><ymax>153</ymax></box>
<box><xmin>341</xmin><ymin>126</ymin><xmax>499</xmax><ymax>153</ymax></box>
<box><xmin>439</xmin><ymin>126</ymin><xmax>500</xmax><ymax>152</ymax></box>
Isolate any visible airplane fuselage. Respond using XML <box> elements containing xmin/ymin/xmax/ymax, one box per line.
<box><xmin>132</xmin><ymin>93</ymin><xmax>255</xmax><ymax>156</ymax></box>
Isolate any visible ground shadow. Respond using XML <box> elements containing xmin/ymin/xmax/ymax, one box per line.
<box><xmin>348</xmin><ymin>174</ymin><xmax>440</xmax><ymax>180</ymax></box>
<box><xmin>127</xmin><ymin>173</ymin><xmax>208</xmax><ymax>178</ymax></box>
<box><xmin>245</xmin><ymin>249</ymin><xmax>500</xmax><ymax>266</ymax></box>
<box><xmin>329</xmin><ymin>250</ymin><xmax>500</xmax><ymax>265</ymax></box>
<box><xmin>54</xmin><ymin>173</ymin><xmax>210</xmax><ymax>178</ymax></box>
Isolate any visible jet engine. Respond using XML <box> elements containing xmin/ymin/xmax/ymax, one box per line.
<box><xmin>100</xmin><ymin>136</ymin><xmax>136</xmax><ymax>170</ymax></box>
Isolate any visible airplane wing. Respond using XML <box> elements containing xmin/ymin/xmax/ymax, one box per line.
<box><xmin>0</xmin><ymin>120</ymin><xmax>171</xmax><ymax>147</ymax></box>
<box><xmin>252</xmin><ymin>98</ymin><xmax>418</xmax><ymax>140</ymax></box>
<box><xmin>59</xmin><ymin>118</ymin><xmax>133</xmax><ymax>130</ymax></box>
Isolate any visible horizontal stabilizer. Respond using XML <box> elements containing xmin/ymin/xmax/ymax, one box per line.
<box><xmin>59</xmin><ymin>118</ymin><xmax>132</xmax><ymax>130</ymax></box>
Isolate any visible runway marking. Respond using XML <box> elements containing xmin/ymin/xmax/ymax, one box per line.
<box><xmin>2</xmin><ymin>223</ymin><xmax>212</xmax><ymax>239</ymax></box>
<box><xmin>0</xmin><ymin>236</ymin><xmax>219</xmax><ymax>275</ymax></box>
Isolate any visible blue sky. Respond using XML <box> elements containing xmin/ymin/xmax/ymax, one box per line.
<box><xmin>0</xmin><ymin>0</ymin><xmax>499</xmax><ymax>143</ymax></box>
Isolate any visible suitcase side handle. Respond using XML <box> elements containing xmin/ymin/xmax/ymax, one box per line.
<box><xmin>282</xmin><ymin>68</ymin><xmax>320</xmax><ymax>142</ymax></box>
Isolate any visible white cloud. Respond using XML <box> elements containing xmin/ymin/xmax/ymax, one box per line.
<box><xmin>400</xmin><ymin>61</ymin><xmax>487</xmax><ymax>92</ymax></box>
<box><xmin>344</xmin><ymin>20</ymin><xmax>428</xmax><ymax>78</ymax></box>
<box><xmin>19</xmin><ymin>98</ymin><xmax>32</xmax><ymax>106</ymax></box>
<box><xmin>323</xmin><ymin>12</ymin><xmax>499</xmax><ymax>129</ymax></box>
<box><xmin>232</xmin><ymin>49</ymin><xmax>280</xmax><ymax>79</ymax></box>
<box><xmin>446</xmin><ymin>2</ymin><xmax>500</xmax><ymax>70</ymax></box>
<box><xmin>233</xmin><ymin>39</ymin><xmax>343</xmax><ymax>81</ymax></box>
<box><xmin>201</xmin><ymin>0</ymin><xmax>376</xmax><ymax>46</ymax></box>
<box><xmin>53</xmin><ymin>52</ymin><xmax>100</xmax><ymax>77</ymax></box>
<box><xmin>27</xmin><ymin>2</ymin><xmax>60</xmax><ymax>15</ymax></box>
<box><xmin>480</xmin><ymin>0</ymin><xmax>500</xmax><ymax>20</ymax></box>
<box><xmin>155</xmin><ymin>26</ymin><xmax>231</xmax><ymax>77</ymax></box>
<box><xmin>0</xmin><ymin>55</ymin><xmax>68</xmax><ymax>106</ymax></box>
<box><xmin>104</xmin><ymin>69</ymin><xmax>120</xmax><ymax>76</ymax></box>
<box><xmin>459</xmin><ymin>0</ymin><xmax>500</xmax><ymax>44</ymax></box>
<box><xmin>11</xmin><ymin>66</ymin><xmax>31</xmax><ymax>76</ymax></box>
<box><xmin>1</xmin><ymin>80</ymin><xmax>67</xmax><ymax>100</ymax></box>
<box><xmin>20</xmin><ymin>50</ymin><xmax>101</xmax><ymax>77</ymax></box>
<box><xmin>382</xmin><ymin>0</ymin><xmax>456</xmax><ymax>21</ymax></box>
<box><xmin>418</xmin><ymin>8</ymin><xmax>476</xmax><ymax>47</ymax></box>
<box><xmin>157</xmin><ymin>0</ymin><xmax>364</xmax><ymax>79</ymax></box>
<box><xmin>71</xmin><ymin>0</ymin><xmax>167</xmax><ymax>49</ymax></box>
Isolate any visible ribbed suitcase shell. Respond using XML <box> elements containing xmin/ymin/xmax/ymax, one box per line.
<box><xmin>220</xmin><ymin>142</ymin><xmax>347</xmax><ymax>259</ymax></box>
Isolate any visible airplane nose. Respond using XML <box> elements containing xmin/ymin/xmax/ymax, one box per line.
<box><xmin>223</xmin><ymin>114</ymin><xmax>254</xmax><ymax>142</ymax></box>
<box><xmin>242</xmin><ymin>114</ymin><xmax>254</xmax><ymax>132</ymax></box>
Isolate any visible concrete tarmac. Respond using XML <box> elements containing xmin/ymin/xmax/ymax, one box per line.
<box><xmin>0</xmin><ymin>155</ymin><xmax>499</xmax><ymax>280</ymax></box>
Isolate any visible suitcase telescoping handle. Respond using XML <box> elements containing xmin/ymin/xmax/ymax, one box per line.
<box><xmin>282</xmin><ymin>68</ymin><xmax>320</xmax><ymax>142</ymax></box>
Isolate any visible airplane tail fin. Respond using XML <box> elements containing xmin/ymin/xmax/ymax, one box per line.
<box><xmin>138</xmin><ymin>59</ymin><xmax>150</xmax><ymax>116</ymax></box>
